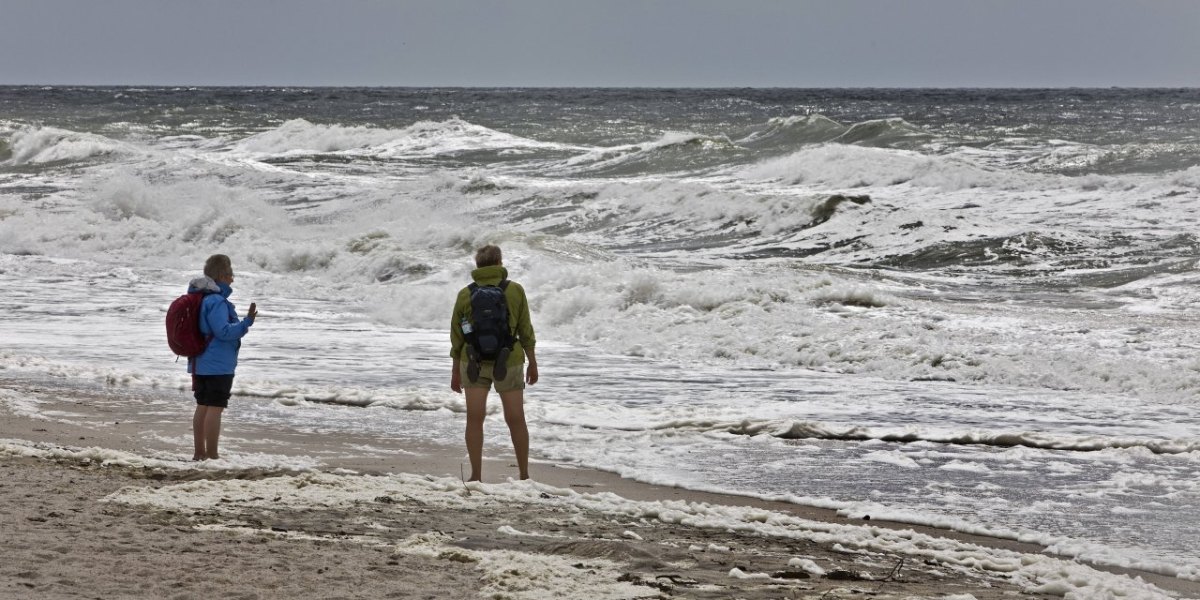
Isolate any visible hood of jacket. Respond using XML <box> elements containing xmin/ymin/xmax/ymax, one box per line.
<box><xmin>470</xmin><ymin>265</ymin><xmax>508</xmax><ymax>286</ymax></box>
<box><xmin>188</xmin><ymin>276</ymin><xmax>231</xmax><ymax>298</ymax></box>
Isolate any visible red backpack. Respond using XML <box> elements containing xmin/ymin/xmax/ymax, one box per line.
<box><xmin>166</xmin><ymin>292</ymin><xmax>211</xmax><ymax>357</ymax></box>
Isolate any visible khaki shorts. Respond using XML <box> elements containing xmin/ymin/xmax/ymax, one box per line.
<box><xmin>461</xmin><ymin>360</ymin><xmax>525</xmax><ymax>393</ymax></box>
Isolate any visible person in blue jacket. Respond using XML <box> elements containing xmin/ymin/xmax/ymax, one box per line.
<box><xmin>188</xmin><ymin>254</ymin><xmax>257</xmax><ymax>461</ymax></box>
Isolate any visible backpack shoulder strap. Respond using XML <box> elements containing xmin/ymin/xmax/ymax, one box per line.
<box><xmin>499</xmin><ymin>279</ymin><xmax>509</xmax><ymax>290</ymax></box>
<box><xmin>198</xmin><ymin>292</ymin><xmax>223</xmax><ymax>335</ymax></box>
<box><xmin>468</xmin><ymin>282</ymin><xmax>479</xmax><ymax>293</ymax></box>
<box><xmin>197</xmin><ymin>293</ymin><xmax>212</xmax><ymax>335</ymax></box>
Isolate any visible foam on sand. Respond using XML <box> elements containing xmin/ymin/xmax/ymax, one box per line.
<box><xmin>102</xmin><ymin>467</ymin><xmax>1183</xmax><ymax>599</ymax></box>
<box><xmin>0</xmin><ymin>438</ymin><xmax>321</xmax><ymax>473</ymax></box>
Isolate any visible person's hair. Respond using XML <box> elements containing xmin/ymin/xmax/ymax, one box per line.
<box><xmin>204</xmin><ymin>254</ymin><xmax>234</xmax><ymax>280</ymax></box>
<box><xmin>474</xmin><ymin>245</ymin><xmax>502</xmax><ymax>268</ymax></box>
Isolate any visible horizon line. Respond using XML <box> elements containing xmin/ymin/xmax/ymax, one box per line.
<box><xmin>2</xmin><ymin>83</ymin><xmax>1198</xmax><ymax>91</ymax></box>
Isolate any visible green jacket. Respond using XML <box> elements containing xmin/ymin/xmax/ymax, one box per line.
<box><xmin>450</xmin><ymin>265</ymin><xmax>535</xmax><ymax>368</ymax></box>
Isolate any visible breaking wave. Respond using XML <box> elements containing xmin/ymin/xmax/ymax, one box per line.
<box><xmin>737</xmin><ymin>144</ymin><xmax>1017</xmax><ymax>191</ymax></box>
<box><xmin>3</xmin><ymin>126</ymin><xmax>137</xmax><ymax>166</ymax></box>
<box><xmin>233</xmin><ymin>118</ymin><xmax>573</xmax><ymax>160</ymax></box>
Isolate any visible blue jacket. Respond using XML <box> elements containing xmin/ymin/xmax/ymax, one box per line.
<box><xmin>186</xmin><ymin>277</ymin><xmax>253</xmax><ymax>376</ymax></box>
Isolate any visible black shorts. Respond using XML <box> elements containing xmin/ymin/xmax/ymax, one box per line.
<box><xmin>193</xmin><ymin>374</ymin><xmax>235</xmax><ymax>408</ymax></box>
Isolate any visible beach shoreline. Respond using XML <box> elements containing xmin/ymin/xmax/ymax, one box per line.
<box><xmin>3</xmin><ymin>375</ymin><xmax>1197</xmax><ymax>599</ymax></box>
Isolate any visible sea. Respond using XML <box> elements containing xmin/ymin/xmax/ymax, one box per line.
<box><xmin>2</xmin><ymin>87</ymin><xmax>1199</xmax><ymax>581</ymax></box>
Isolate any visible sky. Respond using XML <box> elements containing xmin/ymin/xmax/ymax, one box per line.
<box><xmin>2</xmin><ymin>0</ymin><xmax>1198</xmax><ymax>87</ymax></box>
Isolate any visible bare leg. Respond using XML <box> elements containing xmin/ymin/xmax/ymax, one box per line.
<box><xmin>499</xmin><ymin>390</ymin><xmax>529</xmax><ymax>480</ymax></box>
<box><xmin>464</xmin><ymin>387</ymin><xmax>489</xmax><ymax>481</ymax></box>
<box><xmin>192</xmin><ymin>405</ymin><xmax>208</xmax><ymax>461</ymax></box>
<box><xmin>203</xmin><ymin>407</ymin><xmax>224</xmax><ymax>460</ymax></box>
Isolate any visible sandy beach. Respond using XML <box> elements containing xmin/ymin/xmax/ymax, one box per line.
<box><xmin>2</xmin><ymin>375</ymin><xmax>1196</xmax><ymax>600</ymax></box>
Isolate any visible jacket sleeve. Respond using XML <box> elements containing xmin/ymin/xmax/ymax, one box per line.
<box><xmin>449</xmin><ymin>289</ymin><xmax>467</xmax><ymax>359</ymax></box>
<box><xmin>204</xmin><ymin>296</ymin><xmax>252</xmax><ymax>342</ymax></box>
<box><xmin>513</xmin><ymin>283</ymin><xmax>535</xmax><ymax>349</ymax></box>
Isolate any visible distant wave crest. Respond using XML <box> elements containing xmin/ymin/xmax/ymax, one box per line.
<box><xmin>554</xmin><ymin>131</ymin><xmax>746</xmax><ymax>176</ymax></box>
<box><xmin>833</xmin><ymin>117</ymin><xmax>934</xmax><ymax>147</ymax></box>
<box><xmin>739</xmin><ymin>143</ymin><xmax>1008</xmax><ymax>191</ymax></box>
<box><xmin>5</xmin><ymin>126</ymin><xmax>134</xmax><ymax>165</ymax></box>
<box><xmin>736</xmin><ymin>114</ymin><xmax>847</xmax><ymax>150</ymax></box>
<box><xmin>234</xmin><ymin>117</ymin><xmax>571</xmax><ymax>159</ymax></box>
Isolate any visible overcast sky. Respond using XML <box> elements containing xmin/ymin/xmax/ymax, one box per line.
<box><xmin>3</xmin><ymin>0</ymin><xmax>1198</xmax><ymax>87</ymax></box>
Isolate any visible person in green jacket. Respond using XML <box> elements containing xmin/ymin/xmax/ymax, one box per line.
<box><xmin>450</xmin><ymin>244</ymin><xmax>538</xmax><ymax>481</ymax></box>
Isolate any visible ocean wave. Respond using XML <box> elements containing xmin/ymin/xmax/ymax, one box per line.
<box><xmin>1172</xmin><ymin>165</ymin><xmax>1200</xmax><ymax>189</ymax></box>
<box><xmin>235</xmin><ymin>118</ymin><xmax>398</xmax><ymax>154</ymax></box>
<box><xmin>495</xmin><ymin>179</ymin><xmax>876</xmax><ymax>251</ymax></box>
<box><xmin>1022</xmin><ymin>142</ymin><xmax>1200</xmax><ymax>176</ymax></box>
<box><xmin>0</xmin><ymin>160</ymin><xmax>490</xmax><ymax>281</ymax></box>
<box><xmin>0</xmin><ymin>168</ymin><xmax>300</xmax><ymax>271</ymax></box>
<box><xmin>735</xmin><ymin>114</ymin><xmax>847</xmax><ymax>150</ymax></box>
<box><xmin>553</xmin><ymin>131</ymin><xmax>747</xmax><ymax>176</ymax></box>
<box><xmin>547</xmin><ymin>116</ymin><xmax>938</xmax><ymax>178</ymax></box>
<box><xmin>4</xmin><ymin>126</ymin><xmax>136</xmax><ymax>166</ymax></box>
<box><xmin>737</xmin><ymin>144</ymin><xmax>1016</xmax><ymax>191</ymax></box>
<box><xmin>876</xmin><ymin>231</ymin><xmax>1097</xmax><ymax>271</ymax></box>
<box><xmin>92</xmin><ymin>170</ymin><xmax>289</xmax><ymax>229</ymax></box>
<box><xmin>832</xmin><ymin>117</ymin><xmax>935</xmax><ymax>148</ymax></box>
<box><xmin>734</xmin><ymin>115</ymin><xmax>935</xmax><ymax>153</ymax></box>
<box><xmin>371</xmin><ymin>117</ymin><xmax>572</xmax><ymax>158</ymax></box>
<box><xmin>234</xmin><ymin>117</ymin><xmax>572</xmax><ymax>159</ymax></box>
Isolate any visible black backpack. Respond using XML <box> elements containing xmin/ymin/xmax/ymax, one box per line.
<box><xmin>467</xmin><ymin>280</ymin><xmax>514</xmax><ymax>360</ymax></box>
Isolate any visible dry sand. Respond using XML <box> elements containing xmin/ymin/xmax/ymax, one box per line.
<box><xmin>2</xmin><ymin>375</ymin><xmax>1196</xmax><ymax>599</ymax></box>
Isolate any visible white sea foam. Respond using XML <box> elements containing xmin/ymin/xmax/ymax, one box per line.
<box><xmin>787</xmin><ymin>557</ymin><xmax>827</xmax><ymax>576</ymax></box>
<box><xmin>101</xmin><ymin>468</ymin><xmax>1185</xmax><ymax>596</ymax></box>
<box><xmin>0</xmin><ymin>439</ymin><xmax>321</xmax><ymax>472</ymax></box>
<box><xmin>862</xmin><ymin>450</ymin><xmax>922</xmax><ymax>469</ymax></box>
